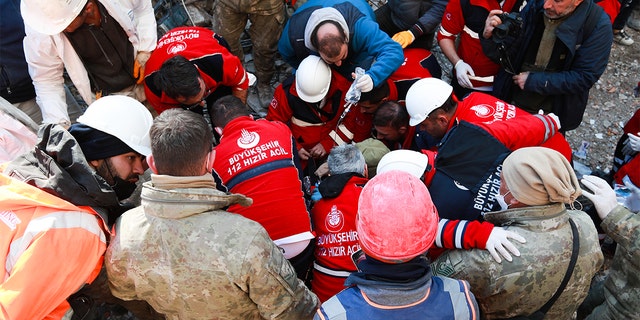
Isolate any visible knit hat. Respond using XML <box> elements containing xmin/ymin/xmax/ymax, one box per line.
<box><xmin>356</xmin><ymin>138</ymin><xmax>390</xmax><ymax>177</ymax></box>
<box><xmin>502</xmin><ymin>147</ymin><xmax>581</xmax><ymax>206</ymax></box>
<box><xmin>68</xmin><ymin>123</ymin><xmax>135</xmax><ymax>161</ymax></box>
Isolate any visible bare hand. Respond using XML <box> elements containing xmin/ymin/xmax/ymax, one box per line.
<box><xmin>483</xmin><ymin>9</ymin><xmax>504</xmax><ymax>39</ymax></box>
<box><xmin>512</xmin><ymin>72</ymin><xmax>529</xmax><ymax>89</ymax></box>
<box><xmin>309</xmin><ymin>143</ymin><xmax>327</xmax><ymax>158</ymax></box>
<box><xmin>298</xmin><ymin>148</ymin><xmax>311</xmax><ymax>161</ymax></box>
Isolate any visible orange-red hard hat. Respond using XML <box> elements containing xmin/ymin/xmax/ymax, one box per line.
<box><xmin>357</xmin><ymin>170</ymin><xmax>439</xmax><ymax>263</ymax></box>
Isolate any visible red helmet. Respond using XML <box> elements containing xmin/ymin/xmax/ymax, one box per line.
<box><xmin>357</xmin><ymin>170</ymin><xmax>439</xmax><ymax>263</ymax></box>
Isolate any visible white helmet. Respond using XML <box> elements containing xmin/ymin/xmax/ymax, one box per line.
<box><xmin>295</xmin><ymin>55</ymin><xmax>332</xmax><ymax>103</ymax></box>
<box><xmin>21</xmin><ymin>0</ymin><xmax>87</xmax><ymax>35</ymax></box>
<box><xmin>377</xmin><ymin>149</ymin><xmax>429</xmax><ymax>179</ymax></box>
<box><xmin>406</xmin><ymin>78</ymin><xmax>453</xmax><ymax>127</ymax></box>
<box><xmin>77</xmin><ymin>95</ymin><xmax>153</xmax><ymax>156</ymax></box>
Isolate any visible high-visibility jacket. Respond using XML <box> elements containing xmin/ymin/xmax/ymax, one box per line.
<box><xmin>0</xmin><ymin>173</ymin><xmax>107</xmax><ymax>319</ymax></box>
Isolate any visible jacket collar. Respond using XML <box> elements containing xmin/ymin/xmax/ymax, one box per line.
<box><xmin>141</xmin><ymin>174</ymin><xmax>252</xmax><ymax>219</ymax></box>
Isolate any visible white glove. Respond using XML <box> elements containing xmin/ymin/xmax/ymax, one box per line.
<box><xmin>546</xmin><ymin>112</ymin><xmax>561</xmax><ymax>131</ymax></box>
<box><xmin>355</xmin><ymin>74</ymin><xmax>374</xmax><ymax>92</ymax></box>
<box><xmin>622</xmin><ymin>132</ymin><xmax>640</xmax><ymax>156</ymax></box>
<box><xmin>485</xmin><ymin>227</ymin><xmax>526</xmax><ymax>263</ymax></box>
<box><xmin>454</xmin><ymin>60</ymin><xmax>475</xmax><ymax>89</ymax></box>
<box><xmin>623</xmin><ymin>175</ymin><xmax>640</xmax><ymax>212</ymax></box>
<box><xmin>581</xmin><ymin>175</ymin><xmax>618</xmax><ymax>220</ymax></box>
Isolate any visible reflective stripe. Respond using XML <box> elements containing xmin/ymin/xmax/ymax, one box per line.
<box><xmin>439</xmin><ymin>26</ymin><xmax>455</xmax><ymax>37</ymax></box>
<box><xmin>436</xmin><ymin>219</ymin><xmax>447</xmax><ymax>248</ymax></box>
<box><xmin>313</xmin><ymin>262</ymin><xmax>352</xmax><ymax>278</ymax></box>
<box><xmin>441</xmin><ymin>278</ymin><xmax>477</xmax><ymax>320</ymax></box>
<box><xmin>330</xmin><ymin>130</ymin><xmax>347</xmax><ymax>146</ymax></box>
<box><xmin>322</xmin><ymin>295</ymin><xmax>348</xmax><ymax>320</ymax></box>
<box><xmin>534</xmin><ymin>114</ymin><xmax>554</xmax><ymax>142</ymax></box>
<box><xmin>225</xmin><ymin>159</ymin><xmax>294</xmax><ymax>190</ymax></box>
<box><xmin>463</xmin><ymin>25</ymin><xmax>479</xmax><ymax>39</ymax></box>
<box><xmin>329</xmin><ymin>125</ymin><xmax>355</xmax><ymax>146</ymax></box>
<box><xmin>291</xmin><ymin>116</ymin><xmax>325</xmax><ymax>127</ymax></box>
<box><xmin>454</xmin><ymin>220</ymin><xmax>468</xmax><ymax>249</ymax></box>
<box><xmin>6</xmin><ymin>211</ymin><xmax>106</xmax><ymax>274</ymax></box>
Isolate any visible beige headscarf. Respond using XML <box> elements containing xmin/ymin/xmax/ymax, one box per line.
<box><xmin>502</xmin><ymin>147</ymin><xmax>581</xmax><ymax>206</ymax></box>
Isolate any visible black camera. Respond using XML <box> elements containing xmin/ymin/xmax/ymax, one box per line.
<box><xmin>493</xmin><ymin>12</ymin><xmax>523</xmax><ymax>44</ymax></box>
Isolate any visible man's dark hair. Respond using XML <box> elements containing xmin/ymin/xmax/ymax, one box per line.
<box><xmin>150</xmin><ymin>109</ymin><xmax>213</xmax><ymax>176</ymax></box>
<box><xmin>210</xmin><ymin>95</ymin><xmax>251</xmax><ymax>128</ymax></box>
<box><xmin>438</xmin><ymin>95</ymin><xmax>458</xmax><ymax>115</ymax></box>
<box><xmin>373</xmin><ymin>101</ymin><xmax>408</xmax><ymax>129</ymax></box>
<box><xmin>155</xmin><ymin>55</ymin><xmax>201</xmax><ymax>100</ymax></box>
<box><xmin>360</xmin><ymin>81</ymin><xmax>390</xmax><ymax>104</ymax></box>
<box><xmin>311</xmin><ymin>21</ymin><xmax>347</xmax><ymax>59</ymax></box>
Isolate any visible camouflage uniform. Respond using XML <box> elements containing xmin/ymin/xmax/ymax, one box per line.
<box><xmin>584</xmin><ymin>205</ymin><xmax>640</xmax><ymax>319</ymax></box>
<box><xmin>212</xmin><ymin>0</ymin><xmax>285</xmax><ymax>91</ymax></box>
<box><xmin>106</xmin><ymin>174</ymin><xmax>319</xmax><ymax>319</ymax></box>
<box><xmin>431</xmin><ymin>203</ymin><xmax>603</xmax><ymax>319</ymax></box>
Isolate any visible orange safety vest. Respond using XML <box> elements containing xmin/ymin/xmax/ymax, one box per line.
<box><xmin>0</xmin><ymin>173</ymin><xmax>107</xmax><ymax>319</ymax></box>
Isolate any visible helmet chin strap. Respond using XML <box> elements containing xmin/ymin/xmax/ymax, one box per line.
<box><xmin>103</xmin><ymin>158</ymin><xmax>118</xmax><ymax>187</ymax></box>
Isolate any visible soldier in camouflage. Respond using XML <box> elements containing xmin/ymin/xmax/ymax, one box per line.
<box><xmin>106</xmin><ymin>109</ymin><xmax>319</xmax><ymax>319</ymax></box>
<box><xmin>579</xmin><ymin>175</ymin><xmax>640</xmax><ymax>319</ymax></box>
<box><xmin>431</xmin><ymin>147</ymin><xmax>603</xmax><ymax>319</ymax></box>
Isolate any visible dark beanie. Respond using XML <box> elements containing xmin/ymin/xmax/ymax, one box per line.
<box><xmin>68</xmin><ymin>123</ymin><xmax>135</xmax><ymax>161</ymax></box>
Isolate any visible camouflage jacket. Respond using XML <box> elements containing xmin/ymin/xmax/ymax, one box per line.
<box><xmin>597</xmin><ymin>205</ymin><xmax>640</xmax><ymax>319</ymax></box>
<box><xmin>106</xmin><ymin>174</ymin><xmax>319</xmax><ymax>319</ymax></box>
<box><xmin>431</xmin><ymin>203</ymin><xmax>603</xmax><ymax>319</ymax></box>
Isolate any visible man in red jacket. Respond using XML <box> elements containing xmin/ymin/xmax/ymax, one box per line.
<box><xmin>210</xmin><ymin>95</ymin><xmax>315</xmax><ymax>281</ymax></box>
<box><xmin>144</xmin><ymin>26</ymin><xmax>250</xmax><ymax>118</ymax></box>
<box><xmin>266</xmin><ymin>55</ymin><xmax>352</xmax><ymax>171</ymax></box>
<box><xmin>310</xmin><ymin>144</ymin><xmax>368</xmax><ymax>302</ymax></box>
<box><xmin>406</xmin><ymin>78</ymin><xmax>571</xmax><ymax>160</ymax></box>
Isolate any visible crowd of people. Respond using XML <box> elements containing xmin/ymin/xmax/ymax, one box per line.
<box><xmin>1</xmin><ymin>0</ymin><xmax>639</xmax><ymax>319</ymax></box>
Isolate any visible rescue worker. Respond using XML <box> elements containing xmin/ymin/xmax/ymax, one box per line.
<box><xmin>376</xmin><ymin>149</ymin><xmax>527</xmax><ymax>263</ymax></box>
<box><xmin>437</xmin><ymin>0</ymin><xmax>523</xmax><ymax>98</ymax></box>
<box><xmin>20</xmin><ymin>0</ymin><xmax>157</xmax><ymax>126</ymax></box>
<box><xmin>406</xmin><ymin>78</ymin><xmax>571</xmax><ymax>160</ymax></box>
<box><xmin>310</xmin><ymin>144</ymin><xmax>368</xmax><ymax>302</ymax></box>
<box><xmin>107</xmin><ymin>109</ymin><xmax>319</xmax><ymax>318</ymax></box>
<box><xmin>405</xmin><ymin>78</ymin><xmax>566</xmax><ymax>219</ymax></box>
<box><xmin>315</xmin><ymin>170</ymin><xmax>480</xmax><ymax>318</ymax></box>
<box><xmin>278</xmin><ymin>0</ymin><xmax>403</xmax><ymax>93</ymax></box>
<box><xmin>431</xmin><ymin>147</ymin><xmax>603</xmax><ymax>318</ymax></box>
<box><xmin>210</xmin><ymin>95</ymin><xmax>315</xmax><ymax>281</ymax></box>
<box><xmin>144</xmin><ymin>26</ymin><xmax>250</xmax><ymax>116</ymax></box>
<box><xmin>266</xmin><ymin>55</ymin><xmax>354</xmax><ymax>171</ymax></box>
<box><xmin>1</xmin><ymin>95</ymin><xmax>159</xmax><ymax>319</ymax></box>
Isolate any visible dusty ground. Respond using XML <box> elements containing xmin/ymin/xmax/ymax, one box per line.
<box><xmin>565</xmin><ymin>28</ymin><xmax>640</xmax><ymax>174</ymax></box>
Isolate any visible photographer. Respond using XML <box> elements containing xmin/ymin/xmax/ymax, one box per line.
<box><xmin>480</xmin><ymin>0</ymin><xmax>612</xmax><ymax>132</ymax></box>
<box><xmin>437</xmin><ymin>0</ymin><xmax>523</xmax><ymax>99</ymax></box>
